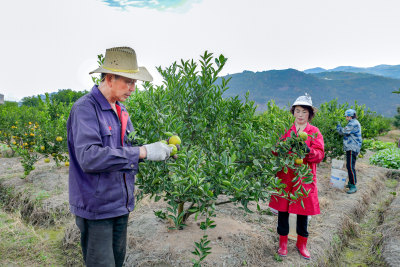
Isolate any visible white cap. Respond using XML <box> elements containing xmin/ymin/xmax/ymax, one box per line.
<box><xmin>292</xmin><ymin>93</ymin><xmax>313</xmax><ymax>107</ymax></box>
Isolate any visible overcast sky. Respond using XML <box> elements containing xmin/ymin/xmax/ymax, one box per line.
<box><xmin>1</xmin><ymin>0</ymin><xmax>400</xmax><ymax>101</ymax></box>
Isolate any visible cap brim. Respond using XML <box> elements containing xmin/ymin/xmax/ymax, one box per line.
<box><xmin>292</xmin><ymin>102</ymin><xmax>318</xmax><ymax>112</ymax></box>
<box><xmin>89</xmin><ymin>66</ymin><xmax>153</xmax><ymax>82</ymax></box>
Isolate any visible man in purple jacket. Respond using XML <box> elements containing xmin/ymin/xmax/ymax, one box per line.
<box><xmin>67</xmin><ymin>47</ymin><xmax>172</xmax><ymax>267</ymax></box>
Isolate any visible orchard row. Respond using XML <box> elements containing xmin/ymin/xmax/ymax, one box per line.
<box><xmin>0</xmin><ymin>51</ymin><xmax>392</xmax><ymax>265</ymax></box>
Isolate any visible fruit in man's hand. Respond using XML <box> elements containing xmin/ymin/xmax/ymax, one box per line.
<box><xmin>169</xmin><ymin>144</ymin><xmax>178</xmax><ymax>156</ymax></box>
<box><xmin>299</xmin><ymin>132</ymin><xmax>308</xmax><ymax>141</ymax></box>
<box><xmin>168</xmin><ymin>135</ymin><xmax>181</xmax><ymax>146</ymax></box>
<box><xmin>295</xmin><ymin>158</ymin><xmax>303</xmax><ymax>165</ymax></box>
<box><xmin>44</xmin><ymin>158</ymin><xmax>50</xmax><ymax>163</ymax></box>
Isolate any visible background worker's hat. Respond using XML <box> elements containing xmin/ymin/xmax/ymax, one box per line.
<box><xmin>89</xmin><ymin>47</ymin><xmax>153</xmax><ymax>82</ymax></box>
<box><xmin>292</xmin><ymin>93</ymin><xmax>317</xmax><ymax>111</ymax></box>
<box><xmin>344</xmin><ymin>109</ymin><xmax>356</xmax><ymax>117</ymax></box>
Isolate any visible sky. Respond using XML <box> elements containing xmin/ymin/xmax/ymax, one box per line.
<box><xmin>1</xmin><ymin>0</ymin><xmax>400</xmax><ymax>101</ymax></box>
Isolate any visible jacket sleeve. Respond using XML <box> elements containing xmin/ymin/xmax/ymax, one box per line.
<box><xmin>337</xmin><ymin>121</ymin><xmax>356</xmax><ymax>136</ymax></box>
<box><xmin>69</xmin><ymin>103</ymin><xmax>140</xmax><ymax>173</ymax></box>
<box><xmin>305</xmin><ymin>128</ymin><xmax>325</xmax><ymax>163</ymax></box>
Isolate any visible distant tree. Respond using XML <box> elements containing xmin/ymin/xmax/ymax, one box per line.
<box><xmin>50</xmin><ymin>89</ymin><xmax>88</xmax><ymax>105</ymax></box>
<box><xmin>21</xmin><ymin>96</ymin><xmax>41</xmax><ymax>107</ymax></box>
<box><xmin>394</xmin><ymin>89</ymin><xmax>400</xmax><ymax>128</ymax></box>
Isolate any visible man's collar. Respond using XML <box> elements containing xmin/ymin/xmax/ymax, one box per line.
<box><xmin>91</xmin><ymin>85</ymin><xmax>112</xmax><ymax>111</ymax></box>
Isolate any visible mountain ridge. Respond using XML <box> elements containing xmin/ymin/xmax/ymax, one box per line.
<box><xmin>304</xmin><ymin>64</ymin><xmax>400</xmax><ymax>79</ymax></box>
<box><xmin>220</xmin><ymin>69</ymin><xmax>400</xmax><ymax>117</ymax></box>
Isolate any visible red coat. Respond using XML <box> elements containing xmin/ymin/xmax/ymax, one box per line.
<box><xmin>269</xmin><ymin>123</ymin><xmax>325</xmax><ymax>215</ymax></box>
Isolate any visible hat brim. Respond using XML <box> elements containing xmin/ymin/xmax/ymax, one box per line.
<box><xmin>292</xmin><ymin>102</ymin><xmax>318</xmax><ymax>112</ymax></box>
<box><xmin>89</xmin><ymin>66</ymin><xmax>153</xmax><ymax>82</ymax></box>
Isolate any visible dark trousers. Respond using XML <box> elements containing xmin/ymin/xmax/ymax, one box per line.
<box><xmin>75</xmin><ymin>214</ymin><xmax>129</xmax><ymax>267</ymax></box>
<box><xmin>346</xmin><ymin>150</ymin><xmax>358</xmax><ymax>185</ymax></box>
<box><xmin>277</xmin><ymin>211</ymin><xmax>309</xmax><ymax>238</ymax></box>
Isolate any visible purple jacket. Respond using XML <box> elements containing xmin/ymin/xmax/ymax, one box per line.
<box><xmin>67</xmin><ymin>85</ymin><xmax>140</xmax><ymax>219</ymax></box>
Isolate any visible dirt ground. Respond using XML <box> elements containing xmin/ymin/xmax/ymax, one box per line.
<box><xmin>0</xmin><ymin>149</ymin><xmax>399</xmax><ymax>266</ymax></box>
<box><xmin>377</xmin><ymin>129</ymin><xmax>400</xmax><ymax>144</ymax></box>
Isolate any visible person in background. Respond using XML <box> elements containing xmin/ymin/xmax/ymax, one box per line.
<box><xmin>336</xmin><ymin>109</ymin><xmax>362</xmax><ymax>194</ymax></box>
<box><xmin>67</xmin><ymin>47</ymin><xmax>173</xmax><ymax>267</ymax></box>
<box><xmin>269</xmin><ymin>93</ymin><xmax>325</xmax><ymax>260</ymax></box>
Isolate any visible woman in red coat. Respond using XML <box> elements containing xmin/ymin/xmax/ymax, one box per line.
<box><xmin>269</xmin><ymin>93</ymin><xmax>325</xmax><ymax>260</ymax></box>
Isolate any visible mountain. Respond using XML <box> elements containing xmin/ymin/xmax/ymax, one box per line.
<box><xmin>220</xmin><ymin>69</ymin><xmax>400</xmax><ymax>117</ymax></box>
<box><xmin>304</xmin><ymin>64</ymin><xmax>400</xmax><ymax>79</ymax></box>
<box><xmin>303</xmin><ymin>67</ymin><xmax>326</xmax><ymax>74</ymax></box>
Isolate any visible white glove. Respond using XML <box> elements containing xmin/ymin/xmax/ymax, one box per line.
<box><xmin>144</xmin><ymin>142</ymin><xmax>173</xmax><ymax>161</ymax></box>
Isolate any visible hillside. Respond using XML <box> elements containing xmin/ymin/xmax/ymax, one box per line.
<box><xmin>304</xmin><ymin>64</ymin><xmax>400</xmax><ymax>79</ymax></box>
<box><xmin>221</xmin><ymin>69</ymin><xmax>400</xmax><ymax>117</ymax></box>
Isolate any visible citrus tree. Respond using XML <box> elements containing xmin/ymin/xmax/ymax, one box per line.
<box><xmin>124</xmin><ymin>51</ymin><xmax>314</xmax><ymax>265</ymax></box>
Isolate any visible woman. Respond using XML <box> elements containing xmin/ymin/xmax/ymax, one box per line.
<box><xmin>269</xmin><ymin>93</ymin><xmax>325</xmax><ymax>260</ymax></box>
<box><xmin>336</xmin><ymin>109</ymin><xmax>362</xmax><ymax>194</ymax></box>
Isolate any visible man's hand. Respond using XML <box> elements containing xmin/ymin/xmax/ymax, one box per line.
<box><xmin>143</xmin><ymin>142</ymin><xmax>173</xmax><ymax>161</ymax></box>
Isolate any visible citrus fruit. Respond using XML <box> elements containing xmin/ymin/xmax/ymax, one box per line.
<box><xmin>295</xmin><ymin>158</ymin><xmax>303</xmax><ymax>165</ymax></box>
<box><xmin>44</xmin><ymin>158</ymin><xmax>50</xmax><ymax>163</ymax></box>
<box><xmin>65</xmin><ymin>162</ymin><xmax>70</xmax><ymax>166</ymax></box>
<box><xmin>168</xmin><ymin>135</ymin><xmax>181</xmax><ymax>146</ymax></box>
<box><xmin>299</xmin><ymin>132</ymin><xmax>308</xmax><ymax>141</ymax></box>
<box><xmin>56</xmin><ymin>136</ymin><xmax>63</xmax><ymax>142</ymax></box>
<box><xmin>168</xmin><ymin>144</ymin><xmax>178</xmax><ymax>156</ymax></box>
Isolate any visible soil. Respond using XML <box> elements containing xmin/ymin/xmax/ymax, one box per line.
<box><xmin>377</xmin><ymin>129</ymin><xmax>400</xmax><ymax>144</ymax></box>
<box><xmin>0</xmin><ymin>148</ymin><xmax>399</xmax><ymax>266</ymax></box>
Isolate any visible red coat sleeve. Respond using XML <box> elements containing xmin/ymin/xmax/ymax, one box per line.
<box><xmin>305</xmin><ymin>127</ymin><xmax>325</xmax><ymax>163</ymax></box>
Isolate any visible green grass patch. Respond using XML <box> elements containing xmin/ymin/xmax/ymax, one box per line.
<box><xmin>369</xmin><ymin>148</ymin><xmax>400</xmax><ymax>169</ymax></box>
<box><xmin>363</xmin><ymin>139</ymin><xmax>396</xmax><ymax>151</ymax></box>
<box><xmin>0</xmin><ymin>209</ymin><xmax>66</xmax><ymax>266</ymax></box>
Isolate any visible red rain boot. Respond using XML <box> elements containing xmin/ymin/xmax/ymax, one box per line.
<box><xmin>296</xmin><ymin>235</ymin><xmax>310</xmax><ymax>259</ymax></box>
<box><xmin>277</xmin><ymin>235</ymin><xmax>288</xmax><ymax>257</ymax></box>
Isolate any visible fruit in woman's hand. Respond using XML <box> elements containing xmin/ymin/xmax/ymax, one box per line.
<box><xmin>295</xmin><ymin>158</ymin><xmax>303</xmax><ymax>165</ymax></box>
<box><xmin>168</xmin><ymin>135</ymin><xmax>181</xmax><ymax>146</ymax></box>
<box><xmin>169</xmin><ymin>144</ymin><xmax>177</xmax><ymax>156</ymax></box>
<box><xmin>299</xmin><ymin>132</ymin><xmax>308</xmax><ymax>141</ymax></box>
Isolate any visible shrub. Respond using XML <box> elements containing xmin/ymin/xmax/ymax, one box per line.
<box><xmin>369</xmin><ymin>148</ymin><xmax>400</xmax><ymax>169</ymax></box>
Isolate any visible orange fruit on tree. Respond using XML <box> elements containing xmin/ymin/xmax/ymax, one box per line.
<box><xmin>299</xmin><ymin>132</ymin><xmax>308</xmax><ymax>141</ymax></box>
<box><xmin>56</xmin><ymin>136</ymin><xmax>63</xmax><ymax>142</ymax></box>
<box><xmin>295</xmin><ymin>158</ymin><xmax>303</xmax><ymax>165</ymax></box>
<box><xmin>168</xmin><ymin>135</ymin><xmax>181</xmax><ymax>146</ymax></box>
<box><xmin>168</xmin><ymin>144</ymin><xmax>178</xmax><ymax>156</ymax></box>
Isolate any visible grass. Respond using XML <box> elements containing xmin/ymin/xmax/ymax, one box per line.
<box><xmin>0</xmin><ymin>208</ymin><xmax>66</xmax><ymax>266</ymax></box>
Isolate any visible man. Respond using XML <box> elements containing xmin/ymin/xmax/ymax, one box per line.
<box><xmin>336</xmin><ymin>109</ymin><xmax>362</xmax><ymax>194</ymax></box>
<box><xmin>67</xmin><ymin>46</ymin><xmax>172</xmax><ymax>266</ymax></box>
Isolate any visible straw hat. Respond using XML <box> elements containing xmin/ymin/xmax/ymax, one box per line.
<box><xmin>89</xmin><ymin>47</ymin><xmax>153</xmax><ymax>82</ymax></box>
<box><xmin>292</xmin><ymin>93</ymin><xmax>317</xmax><ymax>111</ymax></box>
